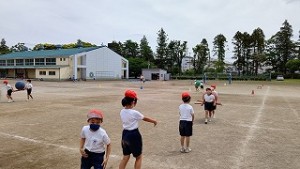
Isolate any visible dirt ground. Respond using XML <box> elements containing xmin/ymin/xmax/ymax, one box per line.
<box><xmin>0</xmin><ymin>79</ymin><xmax>299</xmax><ymax>169</ymax></box>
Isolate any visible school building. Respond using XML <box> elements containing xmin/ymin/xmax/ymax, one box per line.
<box><xmin>0</xmin><ymin>46</ymin><xmax>129</xmax><ymax>80</ymax></box>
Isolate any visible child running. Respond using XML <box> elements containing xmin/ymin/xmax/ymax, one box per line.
<box><xmin>201</xmin><ymin>88</ymin><xmax>216</xmax><ymax>124</ymax></box>
<box><xmin>25</xmin><ymin>79</ymin><xmax>33</xmax><ymax>101</ymax></box>
<box><xmin>80</xmin><ymin>109</ymin><xmax>111</xmax><ymax>169</ymax></box>
<box><xmin>179</xmin><ymin>92</ymin><xmax>194</xmax><ymax>153</ymax></box>
<box><xmin>3</xmin><ymin>80</ymin><xmax>14</xmax><ymax>102</ymax></box>
<box><xmin>119</xmin><ymin>90</ymin><xmax>157</xmax><ymax>169</ymax></box>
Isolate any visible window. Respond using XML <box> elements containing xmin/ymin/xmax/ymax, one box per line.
<box><xmin>16</xmin><ymin>59</ymin><xmax>24</xmax><ymax>66</ymax></box>
<box><xmin>0</xmin><ymin>60</ymin><xmax>5</xmax><ymax>66</ymax></box>
<box><xmin>46</xmin><ymin>58</ymin><xmax>56</xmax><ymax>65</ymax></box>
<box><xmin>7</xmin><ymin>59</ymin><xmax>14</xmax><ymax>66</ymax></box>
<box><xmin>35</xmin><ymin>58</ymin><xmax>45</xmax><ymax>65</ymax></box>
<box><xmin>25</xmin><ymin>59</ymin><xmax>34</xmax><ymax>65</ymax></box>
<box><xmin>39</xmin><ymin>71</ymin><xmax>46</xmax><ymax>75</ymax></box>
<box><xmin>60</xmin><ymin>58</ymin><xmax>66</xmax><ymax>61</ymax></box>
<box><xmin>49</xmin><ymin>71</ymin><xmax>56</xmax><ymax>75</ymax></box>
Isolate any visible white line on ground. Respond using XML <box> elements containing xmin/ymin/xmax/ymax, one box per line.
<box><xmin>233</xmin><ymin>86</ymin><xmax>270</xmax><ymax>169</ymax></box>
<box><xmin>0</xmin><ymin>131</ymin><xmax>120</xmax><ymax>158</ymax></box>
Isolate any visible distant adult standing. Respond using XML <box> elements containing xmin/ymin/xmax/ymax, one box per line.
<box><xmin>25</xmin><ymin>79</ymin><xmax>33</xmax><ymax>101</ymax></box>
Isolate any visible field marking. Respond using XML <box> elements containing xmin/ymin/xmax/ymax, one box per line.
<box><xmin>233</xmin><ymin>86</ymin><xmax>270</xmax><ymax>169</ymax></box>
<box><xmin>0</xmin><ymin>131</ymin><xmax>120</xmax><ymax>159</ymax></box>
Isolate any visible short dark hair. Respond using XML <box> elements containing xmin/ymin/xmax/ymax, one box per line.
<box><xmin>206</xmin><ymin>87</ymin><xmax>211</xmax><ymax>91</ymax></box>
<box><xmin>27</xmin><ymin>79</ymin><xmax>31</xmax><ymax>82</ymax></box>
<box><xmin>121</xmin><ymin>97</ymin><xmax>137</xmax><ymax>106</ymax></box>
<box><xmin>182</xmin><ymin>96</ymin><xmax>191</xmax><ymax>103</ymax></box>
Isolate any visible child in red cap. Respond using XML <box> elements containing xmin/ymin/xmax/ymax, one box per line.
<box><xmin>3</xmin><ymin>80</ymin><xmax>14</xmax><ymax>102</ymax></box>
<box><xmin>119</xmin><ymin>90</ymin><xmax>157</xmax><ymax>169</ymax></box>
<box><xmin>179</xmin><ymin>92</ymin><xmax>194</xmax><ymax>153</ymax></box>
<box><xmin>80</xmin><ymin>109</ymin><xmax>111</xmax><ymax>169</ymax></box>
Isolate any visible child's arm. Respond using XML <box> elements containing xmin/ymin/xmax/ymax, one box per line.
<box><xmin>143</xmin><ymin>117</ymin><xmax>157</xmax><ymax>126</ymax></box>
<box><xmin>102</xmin><ymin>143</ymin><xmax>111</xmax><ymax>169</ymax></box>
<box><xmin>79</xmin><ymin>138</ymin><xmax>88</xmax><ymax>158</ymax></box>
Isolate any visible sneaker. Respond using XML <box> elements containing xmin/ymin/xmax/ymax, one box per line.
<box><xmin>205</xmin><ymin>119</ymin><xmax>208</xmax><ymax>124</ymax></box>
<box><xmin>185</xmin><ymin>148</ymin><xmax>192</xmax><ymax>153</ymax></box>
<box><xmin>209</xmin><ymin>118</ymin><xmax>212</xmax><ymax>122</ymax></box>
<box><xmin>180</xmin><ymin>147</ymin><xmax>185</xmax><ymax>153</ymax></box>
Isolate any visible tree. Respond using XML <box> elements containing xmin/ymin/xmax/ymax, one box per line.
<box><xmin>139</xmin><ymin>35</ymin><xmax>154</xmax><ymax>62</ymax></box>
<box><xmin>286</xmin><ymin>59</ymin><xmax>300</xmax><ymax>73</ymax></box>
<box><xmin>166</xmin><ymin>40</ymin><xmax>187</xmax><ymax>75</ymax></box>
<box><xmin>11</xmin><ymin>43</ymin><xmax>29</xmax><ymax>52</ymax></box>
<box><xmin>127</xmin><ymin>57</ymin><xmax>149</xmax><ymax>78</ymax></box>
<box><xmin>156</xmin><ymin>28</ymin><xmax>168</xmax><ymax>69</ymax></box>
<box><xmin>251</xmin><ymin>27</ymin><xmax>266</xmax><ymax>75</ymax></box>
<box><xmin>108</xmin><ymin>41</ymin><xmax>123</xmax><ymax>56</ymax></box>
<box><xmin>123</xmin><ymin>40</ymin><xmax>139</xmax><ymax>58</ymax></box>
<box><xmin>273</xmin><ymin>20</ymin><xmax>295</xmax><ymax>74</ymax></box>
<box><xmin>232</xmin><ymin>31</ymin><xmax>244</xmax><ymax>75</ymax></box>
<box><xmin>213</xmin><ymin>34</ymin><xmax>227</xmax><ymax>73</ymax></box>
<box><xmin>0</xmin><ymin>38</ymin><xmax>10</xmax><ymax>54</ymax></box>
<box><xmin>193</xmin><ymin>39</ymin><xmax>209</xmax><ymax>74</ymax></box>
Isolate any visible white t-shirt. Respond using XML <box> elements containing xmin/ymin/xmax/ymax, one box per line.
<box><xmin>204</xmin><ymin>94</ymin><xmax>215</xmax><ymax>103</ymax></box>
<box><xmin>5</xmin><ymin>84</ymin><xmax>12</xmax><ymax>90</ymax></box>
<box><xmin>179</xmin><ymin>103</ymin><xmax>194</xmax><ymax>121</ymax></box>
<box><xmin>120</xmin><ymin>109</ymin><xmax>144</xmax><ymax>130</ymax></box>
<box><xmin>80</xmin><ymin>125</ymin><xmax>110</xmax><ymax>153</ymax></box>
<box><xmin>26</xmin><ymin>83</ymin><xmax>33</xmax><ymax>89</ymax></box>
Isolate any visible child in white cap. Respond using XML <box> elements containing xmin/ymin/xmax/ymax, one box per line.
<box><xmin>80</xmin><ymin>109</ymin><xmax>111</xmax><ymax>169</ymax></box>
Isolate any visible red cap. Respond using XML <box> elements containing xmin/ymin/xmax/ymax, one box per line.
<box><xmin>87</xmin><ymin>109</ymin><xmax>104</xmax><ymax>121</ymax></box>
<box><xmin>211</xmin><ymin>84</ymin><xmax>216</xmax><ymax>89</ymax></box>
<box><xmin>125</xmin><ymin>90</ymin><xmax>137</xmax><ymax>99</ymax></box>
<box><xmin>3</xmin><ymin>80</ymin><xmax>8</xmax><ymax>84</ymax></box>
<box><xmin>182</xmin><ymin>92</ymin><xmax>190</xmax><ymax>98</ymax></box>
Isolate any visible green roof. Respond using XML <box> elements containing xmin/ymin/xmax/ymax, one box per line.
<box><xmin>0</xmin><ymin>46</ymin><xmax>102</xmax><ymax>59</ymax></box>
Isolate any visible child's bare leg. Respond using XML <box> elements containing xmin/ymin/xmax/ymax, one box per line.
<box><xmin>134</xmin><ymin>155</ymin><xmax>142</xmax><ymax>169</ymax></box>
<box><xmin>180</xmin><ymin>136</ymin><xmax>185</xmax><ymax>147</ymax></box>
<box><xmin>186</xmin><ymin>136</ymin><xmax>190</xmax><ymax>148</ymax></box>
<box><xmin>205</xmin><ymin>111</ymin><xmax>209</xmax><ymax>124</ymax></box>
<box><xmin>119</xmin><ymin>155</ymin><xmax>130</xmax><ymax>169</ymax></box>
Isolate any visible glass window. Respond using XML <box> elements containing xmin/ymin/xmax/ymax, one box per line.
<box><xmin>46</xmin><ymin>58</ymin><xmax>56</xmax><ymax>65</ymax></box>
<box><xmin>39</xmin><ymin>71</ymin><xmax>46</xmax><ymax>75</ymax></box>
<box><xmin>49</xmin><ymin>71</ymin><xmax>56</xmax><ymax>75</ymax></box>
<box><xmin>0</xmin><ymin>60</ymin><xmax>5</xmax><ymax>66</ymax></box>
<box><xmin>16</xmin><ymin>59</ymin><xmax>24</xmax><ymax>66</ymax></box>
<box><xmin>35</xmin><ymin>58</ymin><xmax>45</xmax><ymax>65</ymax></box>
<box><xmin>7</xmin><ymin>59</ymin><xmax>14</xmax><ymax>66</ymax></box>
<box><xmin>25</xmin><ymin>59</ymin><xmax>34</xmax><ymax>65</ymax></box>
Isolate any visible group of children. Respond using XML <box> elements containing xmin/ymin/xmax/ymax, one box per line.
<box><xmin>80</xmin><ymin>90</ymin><xmax>157</xmax><ymax>169</ymax></box>
<box><xmin>80</xmin><ymin>85</ymin><xmax>220</xmax><ymax>169</ymax></box>
<box><xmin>2</xmin><ymin>79</ymin><xmax>33</xmax><ymax>102</ymax></box>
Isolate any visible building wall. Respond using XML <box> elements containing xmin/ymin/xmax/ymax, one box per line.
<box><xmin>142</xmin><ymin>69</ymin><xmax>168</xmax><ymax>81</ymax></box>
<box><xmin>85</xmin><ymin>47</ymin><xmax>128</xmax><ymax>79</ymax></box>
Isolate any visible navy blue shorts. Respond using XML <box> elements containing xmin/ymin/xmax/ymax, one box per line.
<box><xmin>204</xmin><ymin>102</ymin><xmax>214</xmax><ymax>111</ymax></box>
<box><xmin>179</xmin><ymin>120</ymin><xmax>193</xmax><ymax>137</ymax></box>
<box><xmin>81</xmin><ymin>149</ymin><xmax>105</xmax><ymax>169</ymax></box>
<box><xmin>7</xmin><ymin>89</ymin><xmax>12</xmax><ymax>96</ymax></box>
<box><xmin>27</xmin><ymin>88</ymin><xmax>32</xmax><ymax>95</ymax></box>
<box><xmin>121</xmin><ymin>128</ymin><xmax>142</xmax><ymax>157</ymax></box>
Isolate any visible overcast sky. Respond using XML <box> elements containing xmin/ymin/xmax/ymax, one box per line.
<box><xmin>1</xmin><ymin>0</ymin><xmax>300</xmax><ymax>61</ymax></box>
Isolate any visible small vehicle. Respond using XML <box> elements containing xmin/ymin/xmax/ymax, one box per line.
<box><xmin>276</xmin><ymin>75</ymin><xmax>284</xmax><ymax>81</ymax></box>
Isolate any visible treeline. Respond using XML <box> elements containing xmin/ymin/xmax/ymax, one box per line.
<box><xmin>1</xmin><ymin>20</ymin><xmax>300</xmax><ymax>78</ymax></box>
